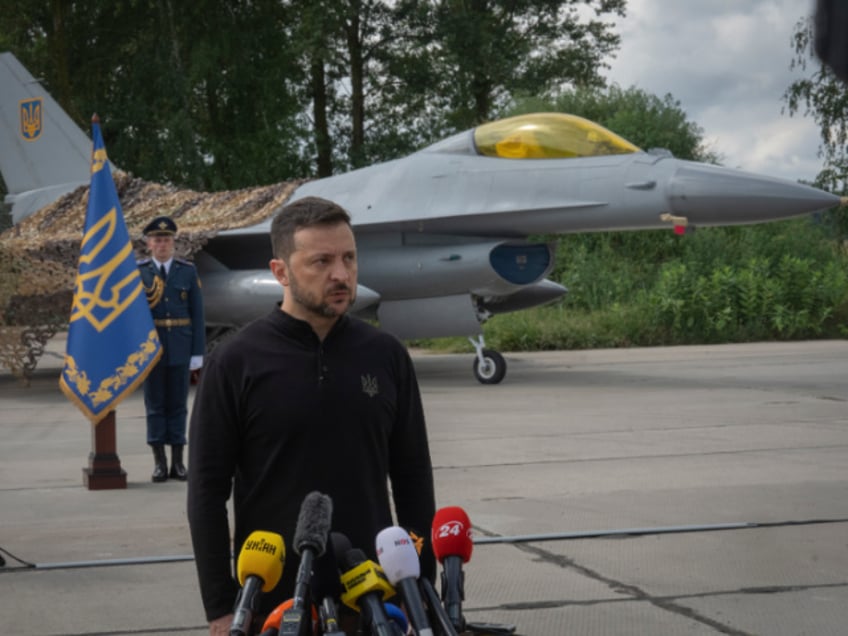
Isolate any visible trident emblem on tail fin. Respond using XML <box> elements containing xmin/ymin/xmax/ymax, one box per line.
<box><xmin>20</xmin><ymin>98</ymin><xmax>43</xmax><ymax>141</ymax></box>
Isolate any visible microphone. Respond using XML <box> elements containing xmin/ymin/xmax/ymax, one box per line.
<box><xmin>312</xmin><ymin>546</ymin><xmax>345</xmax><ymax>635</ymax></box>
<box><xmin>260</xmin><ymin>599</ymin><xmax>318</xmax><ymax>636</ymax></box>
<box><xmin>230</xmin><ymin>530</ymin><xmax>286</xmax><ymax>636</ymax></box>
<box><xmin>334</xmin><ymin>534</ymin><xmax>396</xmax><ymax>636</ymax></box>
<box><xmin>279</xmin><ymin>491</ymin><xmax>333</xmax><ymax>636</ymax></box>
<box><xmin>384</xmin><ymin>602</ymin><xmax>410</xmax><ymax>635</ymax></box>
<box><xmin>431</xmin><ymin>506</ymin><xmax>473</xmax><ymax>633</ymax></box>
<box><xmin>376</xmin><ymin>526</ymin><xmax>434</xmax><ymax>636</ymax></box>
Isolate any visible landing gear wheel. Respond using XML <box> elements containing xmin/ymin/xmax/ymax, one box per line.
<box><xmin>473</xmin><ymin>349</ymin><xmax>506</xmax><ymax>384</ymax></box>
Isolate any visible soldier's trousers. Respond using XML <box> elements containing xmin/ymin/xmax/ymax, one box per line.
<box><xmin>143</xmin><ymin>361</ymin><xmax>190</xmax><ymax>445</ymax></box>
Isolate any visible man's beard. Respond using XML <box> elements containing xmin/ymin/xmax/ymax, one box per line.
<box><xmin>289</xmin><ymin>274</ymin><xmax>355</xmax><ymax>319</ymax></box>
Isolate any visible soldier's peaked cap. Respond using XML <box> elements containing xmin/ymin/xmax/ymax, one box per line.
<box><xmin>143</xmin><ymin>216</ymin><xmax>177</xmax><ymax>236</ymax></box>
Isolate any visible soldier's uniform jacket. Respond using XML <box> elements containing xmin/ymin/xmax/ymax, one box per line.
<box><xmin>138</xmin><ymin>257</ymin><xmax>205</xmax><ymax>366</ymax></box>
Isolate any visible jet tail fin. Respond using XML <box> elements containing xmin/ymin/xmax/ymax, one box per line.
<box><xmin>0</xmin><ymin>51</ymin><xmax>93</xmax><ymax>224</ymax></box>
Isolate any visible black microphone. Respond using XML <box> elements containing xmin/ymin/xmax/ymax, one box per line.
<box><xmin>312</xmin><ymin>546</ymin><xmax>345</xmax><ymax>636</ymax></box>
<box><xmin>279</xmin><ymin>492</ymin><xmax>333</xmax><ymax>636</ymax></box>
<box><xmin>334</xmin><ymin>535</ymin><xmax>396</xmax><ymax>636</ymax></box>
<box><xmin>376</xmin><ymin>526</ymin><xmax>433</xmax><ymax>636</ymax></box>
<box><xmin>330</xmin><ymin>531</ymin><xmax>353</xmax><ymax>558</ymax></box>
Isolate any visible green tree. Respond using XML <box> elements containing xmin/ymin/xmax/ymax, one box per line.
<box><xmin>286</xmin><ymin>0</ymin><xmax>356</xmax><ymax>177</ymax></box>
<box><xmin>0</xmin><ymin>0</ymin><xmax>311</xmax><ymax>190</ymax></box>
<box><xmin>261</xmin><ymin>0</ymin><xmax>430</xmax><ymax>173</ymax></box>
<box><xmin>784</xmin><ymin>14</ymin><xmax>848</xmax><ymax>237</ymax></box>
<box><xmin>330</xmin><ymin>0</ymin><xmax>400</xmax><ymax>169</ymax></box>
<box><xmin>392</xmin><ymin>0</ymin><xmax>626</xmax><ymax>134</ymax></box>
<box><xmin>351</xmin><ymin>0</ymin><xmax>629</xmax><ymax>166</ymax></box>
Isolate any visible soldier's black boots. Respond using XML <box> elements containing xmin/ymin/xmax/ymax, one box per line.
<box><xmin>151</xmin><ymin>445</ymin><xmax>168</xmax><ymax>482</ymax></box>
<box><xmin>169</xmin><ymin>444</ymin><xmax>187</xmax><ymax>481</ymax></box>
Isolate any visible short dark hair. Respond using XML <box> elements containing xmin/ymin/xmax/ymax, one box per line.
<box><xmin>270</xmin><ymin>196</ymin><xmax>352</xmax><ymax>260</ymax></box>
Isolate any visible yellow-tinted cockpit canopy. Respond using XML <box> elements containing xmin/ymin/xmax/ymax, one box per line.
<box><xmin>474</xmin><ymin>112</ymin><xmax>641</xmax><ymax>159</ymax></box>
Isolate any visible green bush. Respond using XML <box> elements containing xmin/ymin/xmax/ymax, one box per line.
<box><xmin>647</xmin><ymin>220</ymin><xmax>848</xmax><ymax>343</ymax></box>
<box><xmin>648</xmin><ymin>256</ymin><xmax>847</xmax><ymax>342</ymax></box>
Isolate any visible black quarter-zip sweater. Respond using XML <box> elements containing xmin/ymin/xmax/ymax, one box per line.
<box><xmin>187</xmin><ymin>309</ymin><xmax>436</xmax><ymax>621</ymax></box>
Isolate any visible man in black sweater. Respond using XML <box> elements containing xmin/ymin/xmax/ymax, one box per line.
<box><xmin>187</xmin><ymin>196</ymin><xmax>436</xmax><ymax>635</ymax></box>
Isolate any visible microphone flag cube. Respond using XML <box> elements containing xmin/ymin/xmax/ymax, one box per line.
<box><xmin>340</xmin><ymin>560</ymin><xmax>396</xmax><ymax>610</ymax></box>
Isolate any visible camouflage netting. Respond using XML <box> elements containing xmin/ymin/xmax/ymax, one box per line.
<box><xmin>0</xmin><ymin>170</ymin><xmax>305</xmax><ymax>382</ymax></box>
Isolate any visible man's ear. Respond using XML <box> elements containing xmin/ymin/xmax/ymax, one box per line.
<box><xmin>269</xmin><ymin>258</ymin><xmax>289</xmax><ymax>286</ymax></box>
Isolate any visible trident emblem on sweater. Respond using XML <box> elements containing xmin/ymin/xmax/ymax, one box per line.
<box><xmin>361</xmin><ymin>374</ymin><xmax>379</xmax><ymax>397</ymax></box>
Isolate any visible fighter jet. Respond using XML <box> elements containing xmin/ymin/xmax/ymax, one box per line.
<box><xmin>0</xmin><ymin>51</ymin><xmax>840</xmax><ymax>383</ymax></box>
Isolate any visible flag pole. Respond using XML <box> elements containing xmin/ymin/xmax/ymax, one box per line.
<box><xmin>83</xmin><ymin>410</ymin><xmax>127</xmax><ymax>489</ymax></box>
<box><xmin>82</xmin><ymin>115</ymin><xmax>127</xmax><ymax>490</ymax></box>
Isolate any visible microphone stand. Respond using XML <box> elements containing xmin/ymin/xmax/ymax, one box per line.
<box><xmin>279</xmin><ymin>549</ymin><xmax>314</xmax><ymax>636</ymax></box>
<box><xmin>419</xmin><ymin>578</ymin><xmax>458</xmax><ymax>636</ymax></box>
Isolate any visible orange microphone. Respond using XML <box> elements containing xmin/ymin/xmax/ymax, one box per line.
<box><xmin>260</xmin><ymin>599</ymin><xmax>318</xmax><ymax>635</ymax></box>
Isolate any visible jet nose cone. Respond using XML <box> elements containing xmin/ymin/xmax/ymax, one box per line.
<box><xmin>668</xmin><ymin>161</ymin><xmax>840</xmax><ymax>225</ymax></box>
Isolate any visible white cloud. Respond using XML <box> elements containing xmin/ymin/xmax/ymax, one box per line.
<box><xmin>604</xmin><ymin>0</ymin><xmax>823</xmax><ymax>182</ymax></box>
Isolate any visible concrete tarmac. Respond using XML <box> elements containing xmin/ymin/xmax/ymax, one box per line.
<box><xmin>1</xmin><ymin>338</ymin><xmax>847</xmax><ymax>635</ymax></box>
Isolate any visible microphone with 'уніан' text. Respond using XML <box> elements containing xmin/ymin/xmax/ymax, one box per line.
<box><xmin>230</xmin><ymin>530</ymin><xmax>285</xmax><ymax>636</ymax></box>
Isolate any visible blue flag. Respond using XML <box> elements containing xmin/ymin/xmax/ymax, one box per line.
<box><xmin>60</xmin><ymin>118</ymin><xmax>162</xmax><ymax>424</ymax></box>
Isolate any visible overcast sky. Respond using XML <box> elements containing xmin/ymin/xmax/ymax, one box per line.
<box><xmin>602</xmin><ymin>0</ymin><xmax>822</xmax><ymax>182</ymax></box>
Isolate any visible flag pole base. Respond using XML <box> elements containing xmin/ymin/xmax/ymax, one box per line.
<box><xmin>83</xmin><ymin>411</ymin><xmax>127</xmax><ymax>490</ymax></box>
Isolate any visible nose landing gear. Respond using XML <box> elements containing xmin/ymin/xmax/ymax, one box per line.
<box><xmin>469</xmin><ymin>335</ymin><xmax>506</xmax><ymax>384</ymax></box>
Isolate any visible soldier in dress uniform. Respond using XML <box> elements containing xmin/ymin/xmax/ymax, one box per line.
<box><xmin>138</xmin><ymin>216</ymin><xmax>205</xmax><ymax>483</ymax></box>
